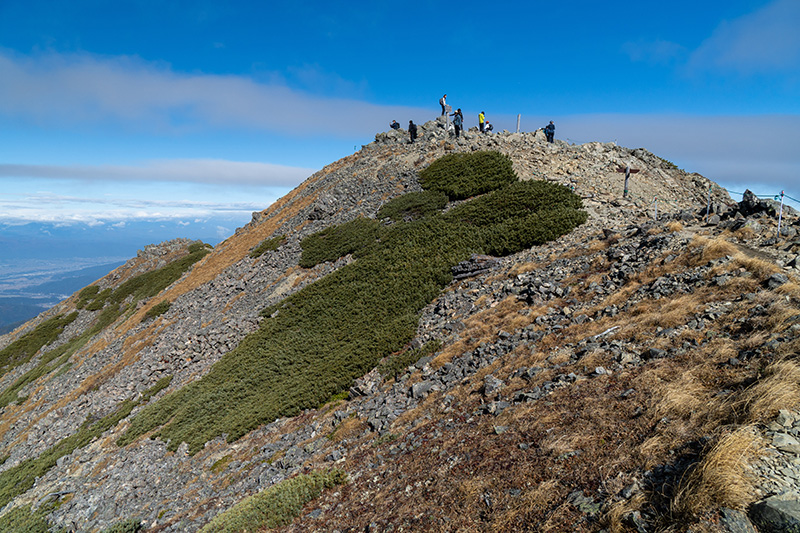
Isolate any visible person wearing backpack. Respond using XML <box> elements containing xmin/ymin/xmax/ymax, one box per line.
<box><xmin>451</xmin><ymin>108</ymin><xmax>463</xmax><ymax>137</ymax></box>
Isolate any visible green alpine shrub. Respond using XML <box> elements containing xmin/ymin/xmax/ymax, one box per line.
<box><xmin>299</xmin><ymin>217</ymin><xmax>381</xmax><ymax>268</ymax></box>
<box><xmin>377</xmin><ymin>190</ymin><xmax>448</xmax><ymax>223</ymax></box>
<box><xmin>419</xmin><ymin>151</ymin><xmax>516</xmax><ymax>200</ymax></box>
<box><xmin>199</xmin><ymin>469</ymin><xmax>346</xmax><ymax>533</ymax></box>
<box><xmin>250</xmin><ymin>234</ymin><xmax>287</xmax><ymax>258</ymax></box>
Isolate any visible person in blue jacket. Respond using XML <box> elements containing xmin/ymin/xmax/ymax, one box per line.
<box><xmin>450</xmin><ymin>108</ymin><xmax>463</xmax><ymax>137</ymax></box>
<box><xmin>545</xmin><ymin>121</ymin><xmax>555</xmax><ymax>143</ymax></box>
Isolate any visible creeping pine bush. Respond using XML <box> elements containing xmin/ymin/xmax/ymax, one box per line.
<box><xmin>120</xmin><ymin>151</ymin><xmax>586</xmax><ymax>454</ymax></box>
<box><xmin>377</xmin><ymin>190</ymin><xmax>448</xmax><ymax>223</ymax></box>
<box><xmin>142</xmin><ymin>300</ymin><xmax>171</xmax><ymax>322</ymax></box>
<box><xmin>0</xmin><ymin>506</ymin><xmax>50</xmax><ymax>533</ymax></box>
<box><xmin>419</xmin><ymin>150</ymin><xmax>517</xmax><ymax>200</ymax></box>
<box><xmin>199</xmin><ymin>469</ymin><xmax>346</xmax><ymax>533</ymax></box>
<box><xmin>0</xmin><ymin>312</ymin><xmax>78</xmax><ymax>371</ymax></box>
<box><xmin>250</xmin><ymin>234</ymin><xmax>287</xmax><ymax>258</ymax></box>
<box><xmin>299</xmin><ymin>217</ymin><xmax>381</xmax><ymax>268</ymax></box>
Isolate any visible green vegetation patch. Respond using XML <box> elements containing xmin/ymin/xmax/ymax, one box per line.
<box><xmin>250</xmin><ymin>234</ymin><xmax>287</xmax><ymax>258</ymax></box>
<box><xmin>0</xmin><ymin>376</ymin><xmax>172</xmax><ymax>509</ymax></box>
<box><xmin>0</xmin><ymin>506</ymin><xmax>51</xmax><ymax>533</ymax></box>
<box><xmin>419</xmin><ymin>150</ymin><xmax>517</xmax><ymax>200</ymax></box>
<box><xmin>299</xmin><ymin>217</ymin><xmax>381</xmax><ymax>268</ymax></box>
<box><xmin>377</xmin><ymin>340</ymin><xmax>443</xmax><ymax>381</ymax></box>
<box><xmin>142</xmin><ymin>300</ymin><xmax>171</xmax><ymax>322</ymax></box>
<box><xmin>199</xmin><ymin>469</ymin><xmax>346</xmax><ymax>533</ymax></box>
<box><xmin>108</xmin><ymin>243</ymin><xmax>210</xmax><ymax>307</ymax></box>
<box><xmin>377</xmin><ymin>190</ymin><xmax>448</xmax><ymax>223</ymax></box>
<box><xmin>119</xmin><ymin>152</ymin><xmax>585</xmax><ymax>454</ymax></box>
<box><xmin>75</xmin><ymin>285</ymin><xmax>100</xmax><ymax>309</ymax></box>
<box><xmin>0</xmin><ymin>312</ymin><xmax>78</xmax><ymax>371</ymax></box>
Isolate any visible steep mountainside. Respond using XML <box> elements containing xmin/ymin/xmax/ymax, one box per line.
<box><xmin>1</xmin><ymin>119</ymin><xmax>799</xmax><ymax>532</ymax></box>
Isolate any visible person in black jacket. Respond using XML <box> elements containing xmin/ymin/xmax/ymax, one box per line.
<box><xmin>409</xmin><ymin>120</ymin><xmax>418</xmax><ymax>143</ymax></box>
<box><xmin>544</xmin><ymin>121</ymin><xmax>555</xmax><ymax>143</ymax></box>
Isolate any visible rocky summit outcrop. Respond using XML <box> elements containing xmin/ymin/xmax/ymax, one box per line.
<box><xmin>1</xmin><ymin>119</ymin><xmax>799</xmax><ymax>532</ymax></box>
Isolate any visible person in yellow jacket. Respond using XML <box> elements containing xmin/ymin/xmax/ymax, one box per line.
<box><xmin>478</xmin><ymin>111</ymin><xmax>485</xmax><ymax>133</ymax></box>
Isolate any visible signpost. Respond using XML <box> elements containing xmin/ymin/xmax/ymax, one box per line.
<box><xmin>615</xmin><ymin>164</ymin><xmax>640</xmax><ymax>198</ymax></box>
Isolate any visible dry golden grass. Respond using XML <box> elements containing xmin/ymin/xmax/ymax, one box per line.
<box><xmin>666</xmin><ymin>221</ymin><xmax>683</xmax><ymax>233</ymax></box>
<box><xmin>733</xmin><ymin>226</ymin><xmax>756</xmax><ymax>241</ymax></box>
<box><xmin>602</xmin><ymin>493</ymin><xmax>647</xmax><ymax>533</ymax></box>
<box><xmin>625</xmin><ymin>292</ymin><xmax>705</xmax><ymax>334</ymax></box>
<box><xmin>328</xmin><ymin>416</ymin><xmax>368</xmax><ymax>443</ymax></box>
<box><xmin>650</xmin><ymin>374</ymin><xmax>710</xmax><ymax>422</ymax></box>
<box><xmin>688</xmin><ymin>236</ymin><xmax>739</xmax><ymax>266</ymax></box>
<box><xmin>507</xmin><ymin>261</ymin><xmax>541</xmax><ymax>277</ymax></box>
<box><xmin>763</xmin><ymin>300</ymin><xmax>800</xmax><ymax>333</ymax></box>
<box><xmin>733</xmin><ymin>254</ymin><xmax>780</xmax><ymax>281</ymax></box>
<box><xmin>729</xmin><ymin>359</ymin><xmax>800</xmax><ymax>423</ymax></box>
<box><xmin>489</xmin><ymin>479</ymin><xmax>563</xmax><ymax>531</ymax></box>
<box><xmin>671</xmin><ymin>426</ymin><xmax>763</xmax><ymax>517</ymax></box>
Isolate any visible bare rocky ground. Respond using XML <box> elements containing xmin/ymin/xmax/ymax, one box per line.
<box><xmin>1</xmin><ymin>119</ymin><xmax>799</xmax><ymax>532</ymax></box>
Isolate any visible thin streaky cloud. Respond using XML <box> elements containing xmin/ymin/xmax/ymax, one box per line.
<box><xmin>0</xmin><ymin>159</ymin><xmax>315</xmax><ymax>186</ymax></box>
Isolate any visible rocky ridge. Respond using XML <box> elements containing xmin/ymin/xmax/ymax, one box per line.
<box><xmin>0</xmin><ymin>119</ymin><xmax>798</xmax><ymax>531</ymax></box>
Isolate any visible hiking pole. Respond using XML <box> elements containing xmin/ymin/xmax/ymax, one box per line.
<box><xmin>777</xmin><ymin>191</ymin><xmax>785</xmax><ymax>239</ymax></box>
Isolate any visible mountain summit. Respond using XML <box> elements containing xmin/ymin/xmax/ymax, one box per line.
<box><xmin>1</xmin><ymin>120</ymin><xmax>799</xmax><ymax>532</ymax></box>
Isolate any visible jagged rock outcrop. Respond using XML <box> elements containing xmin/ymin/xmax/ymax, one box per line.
<box><xmin>0</xmin><ymin>120</ymin><xmax>798</xmax><ymax>532</ymax></box>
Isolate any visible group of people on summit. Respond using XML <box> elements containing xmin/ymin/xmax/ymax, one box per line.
<box><xmin>390</xmin><ymin>94</ymin><xmax>554</xmax><ymax>144</ymax></box>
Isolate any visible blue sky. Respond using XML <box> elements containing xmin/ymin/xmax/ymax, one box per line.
<box><xmin>1</xmin><ymin>0</ymin><xmax>799</xmax><ymax>257</ymax></box>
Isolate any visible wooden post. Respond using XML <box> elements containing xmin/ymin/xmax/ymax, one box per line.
<box><xmin>616</xmin><ymin>164</ymin><xmax>639</xmax><ymax>198</ymax></box>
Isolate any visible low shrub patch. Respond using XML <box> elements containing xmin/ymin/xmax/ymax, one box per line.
<box><xmin>199</xmin><ymin>469</ymin><xmax>346</xmax><ymax>532</ymax></box>
<box><xmin>377</xmin><ymin>190</ymin><xmax>448</xmax><ymax>223</ymax></box>
<box><xmin>142</xmin><ymin>300</ymin><xmax>171</xmax><ymax>322</ymax></box>
<box><xmin>250</xmin><ymin>234</ymin><xmax>287</xmax><ymax>258</ymax></box>
<box><xmin>0</xmin><ymin>312</ymin><xmax>78</xmax><ymax>371</ymax></box>
<box><xmin>299</xmin><ymin>217</ymin><xmax>381</xmax><ymax>268</ymax></box>
<box><xmin>419</xmin><ymin>151</ymin><xmax>516</xmax><ymax>200</ymax></box>
<box><xmin>0</xmin><ymin>506</ymin><xmax>50</xmax><ymax>533</ymax></box>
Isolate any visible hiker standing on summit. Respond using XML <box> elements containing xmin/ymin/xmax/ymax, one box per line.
<box><xmin>451</xmin><ymin>108</ymin><xmax>463</xmax><ymax>137</ymax></box>
<box><xmin>408</xmin><ymin>120</ymin><xmax>418</xmax><ymax>143</ymax></box>
<box><xmin>440</xmin><ymin>94</ymin><xmax>447</xmax><ymax>116</ymax></box>
<box><xmin>545</xmin><ymin>121</ymin><xmax>555</xmax><ymax>143</ymax></box>
<box><xmin>478</xmin><ymin>111</ymin><xmax>486</xmax><ymax>133</ymax></box>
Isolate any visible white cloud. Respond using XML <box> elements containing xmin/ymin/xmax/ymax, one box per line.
<box><xmin>0</xmin><ymin>158</ymin><xmax>315</xmax><ymax>187</ymax></box>
<box><xmin>0</xmin><ymin>49</ymin><xmax>427</xmax><ymax>136</ymax></box>
<box><xmin>688</xmin><ymin>0</ymin><xmax>800</xmax><ymax>75</ymax></box>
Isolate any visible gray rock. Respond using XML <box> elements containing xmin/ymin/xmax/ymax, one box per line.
<box><xmin>720</xmin><ymin>507</ymin><xmax>758</xmax><ymax>533</ymax></box>
<box><xmin>768</xmin><ymin>273</ymin><xmax>790</xmax><ymax>289</ymax></box>
<box><xmin>410</xmin><ymin>381</ymin><xmax>434</xmax><ymax>399</ymax></box>
<box><xmin>750</xmin><ymin>493</ymin><xmax>800</xmax><ymax>532</ymax></box>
